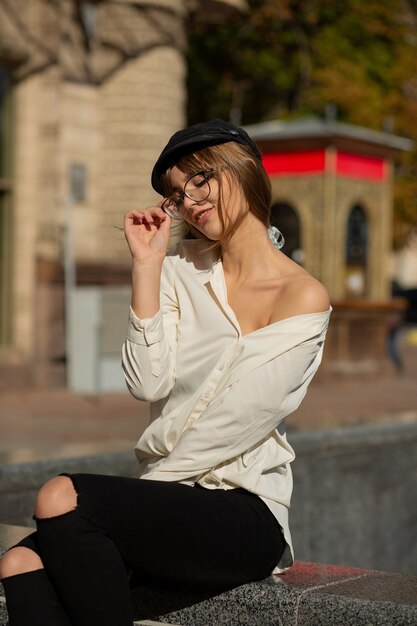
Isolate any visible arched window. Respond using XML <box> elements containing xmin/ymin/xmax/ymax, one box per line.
<box><xmin>270</xmin><ymin>202</ymin><xmax>303</xmax><ymax>264</ymax></box>
<box><xmin>345</xmin><ymin>205</ymin><xmax>368</xmax><ymax>297</ymax></box>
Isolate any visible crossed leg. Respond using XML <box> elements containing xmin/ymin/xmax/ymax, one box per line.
<box><xmin>2</xmin><ymin>472</ymin><xmax>284</xmax><ymax>626</ymax></box>
<box><xmin>0</xmin><ymin>477</ymin><xmax>78</xmax><ymax>626</ymax></box>
<box><xmin>2</xmin><ymin>475</ymin><xmax>134</xmax><ymax>626</ymax></box>
<box><xmin>0</xmin><ymin>476</ymin><xmax>76</xmax><ymax>579</ymax></box>
<box><xmin>0</xmin><ymin>545</ymin><xmax>44</xmax><ymax>579</ymax></box>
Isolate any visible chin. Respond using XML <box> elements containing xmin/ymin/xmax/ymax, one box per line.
<box><xmin>192</xmin><ymin>230</ymin><xmax>220</xmax><ymax>243</ymax></box>
<box><xmin>187</xmin><ymin>220</ymin><xmax>221</xmax><ymax>242</ymax></box>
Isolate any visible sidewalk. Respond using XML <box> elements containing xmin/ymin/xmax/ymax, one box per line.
<box><xmin>1</xmin><ymin>334</ymin><xmax>416</xmax><ymax>465</ymax></box>
<box><xmin>0</xmin><ymin>388</ymin><xmax>149</xmax><ymax>464</ymax></box>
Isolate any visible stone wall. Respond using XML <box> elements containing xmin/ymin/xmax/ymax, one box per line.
<box><xmin>290</xmin><ymin>420</ymin><xmax>417</xmax><ymax>575</ymax></box>
<box><xmin>1</xmin><ymin>420</ymin><xmax>416</xmax><ymax>575</ymax></box>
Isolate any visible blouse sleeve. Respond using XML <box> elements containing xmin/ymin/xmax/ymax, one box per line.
<box><xmin>140</xmin><ymin>335</ymin><xmax>324</xmax><ymax>481</ymax></box>
<box><xmin>121</xmin><ymin>255</ymin><xmax>180</xmax><ymax>402</ymax></box>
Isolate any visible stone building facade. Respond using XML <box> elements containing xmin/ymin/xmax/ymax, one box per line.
<box><xmin>0</xmin><ymin>0</ymin><xmax>245</xmax><ymax>389</ymax></box>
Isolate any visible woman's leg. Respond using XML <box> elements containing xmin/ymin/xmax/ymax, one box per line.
<box><xmin>37</xmin><ymin>474</ymin><xmax>284</xmax><ymax>588</ymax></box>
<box><xmin>29</xmin><ymin>472</ymin><xmax>284</xmax><ymax>625</ymax></box>
<box><xmin>34</xmin><ymin>476</ymin><xmax>134</xmax><ymax>626</ymax></box>
<box><xmin>0</xmin><ymin>533</ymin><xmax>72</xmax><ymax>626</ymax></box>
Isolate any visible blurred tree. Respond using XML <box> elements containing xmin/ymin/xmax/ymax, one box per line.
<box><xmin>187</xmin><ymin>0</ymin><xmax>417</xmax><ymax>246</ymax></box>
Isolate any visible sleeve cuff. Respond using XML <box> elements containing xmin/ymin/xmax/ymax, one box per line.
<box><xmin>127</xmin><ymin>307</ymin><xmax>164</xmax><ymax>346</ymax></box>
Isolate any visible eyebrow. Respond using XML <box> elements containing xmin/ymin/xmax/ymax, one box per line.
<box><xmin>167</xmin><ymin>170</ymin><xmax>197</xmax><ymax>194</ymax></box>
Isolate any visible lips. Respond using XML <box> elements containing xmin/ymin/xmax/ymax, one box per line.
<box><xmin>193</xmin><ymin>208</ymin><xmax>212</xmax><ymax>224</ymax></box>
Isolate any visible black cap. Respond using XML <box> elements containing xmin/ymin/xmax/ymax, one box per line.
<box><xmin>151</xmin><ymin>119</ymin><xmax>262</xmax><ymax>194</ymax></box>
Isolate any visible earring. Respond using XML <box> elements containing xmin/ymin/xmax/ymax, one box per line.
<box><xmin>268</xmin><ymin>225</ymin><xmax>285</xmax><ymax>250</ymax></box>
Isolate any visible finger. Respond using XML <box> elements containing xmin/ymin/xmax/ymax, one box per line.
<box><xmin>154</xmin><ymin>205</ymin><xmax>168</xmax><ymax>219</ymax></box>
<box><xmin>142</xmin><ymin>213</ymin><xmax>156</xmax><ymax>225</ymax></box>
<box><xmin>125</xmin><ymin>208</ymin><xmax>168</xmax><ymax>231</ymax></box>
<box><xmin>147</xmin><ymin>205</ymin><xmax>169</xmax><ymax>221</ymax></box>
<box><xmin>127</xmin><ymin>206</ymin><xmax>167</xmax><ymax>220</ymax></box>
<box><xmin>125</xmin><ymin>210</ymin><xmax>145</xmax><ymax>224</ymax></box>
<box><xmin>159</xmin><ymin>212</ymin><xmax>172</xmax><ymax>231</ymax></box>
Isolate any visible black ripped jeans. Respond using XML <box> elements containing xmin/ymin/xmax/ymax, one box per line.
<box><xmin>2</xmin><ymin>473</ymin><xmax>285</xmax><ymax>626</ymax></box>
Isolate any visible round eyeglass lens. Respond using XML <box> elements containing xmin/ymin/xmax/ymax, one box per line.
<box><xmin>162</xmin><ymin>171</ymin><xmax>213</xmax><ymax>220</ymax></box>
<box><xmin>184</xmin><ymin>172</ymin><xmax>211</xmax><ymax>201</ymax></box>
<box><xmin>162</xmin><ymin>199</ymin><xmax>183</xmax><ymax>220</ymax></box>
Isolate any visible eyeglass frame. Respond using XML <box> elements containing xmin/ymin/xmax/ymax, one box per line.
<box><xmin>162</xmin><ymin>169</ymin><xmax>216</xmax><ymax>220</ymax></box>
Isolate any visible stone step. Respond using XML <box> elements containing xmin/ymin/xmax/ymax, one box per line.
<box><xmin>2</xmin><ymin>522</ymin><xmax>417</xmax><ymax>625</ymax></box>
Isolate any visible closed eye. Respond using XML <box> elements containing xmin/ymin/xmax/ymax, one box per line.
<box><xmin>191</xmin><ymin>170</ymin><xmax>214</xmax><ymax>187</ymax></box>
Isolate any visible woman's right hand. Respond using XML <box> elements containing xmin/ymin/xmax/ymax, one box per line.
<box><xmin>124</xmin><ymin>203</ymin><xmax>171</xmax><ymax>264</ymax></box>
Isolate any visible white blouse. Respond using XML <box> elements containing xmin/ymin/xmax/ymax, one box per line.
<box><xmin>122</xmin><ymin>239</ymin><xmax>331</xmax><ymax>571</ymax></box>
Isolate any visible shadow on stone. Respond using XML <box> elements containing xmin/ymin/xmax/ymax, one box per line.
<box><xmin>131</xmin><ymin>583</ymin><xmax>221</xmax><ymax>621</ymax></box>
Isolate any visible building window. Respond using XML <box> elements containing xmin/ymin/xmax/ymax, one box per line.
<box><xmin>0</xmin><ymin>67</ymin><xmax>12</xmax><ymax>346</ymax></box>
<box><xmin>270</xmin><ymin>202</ymin><xmax>303</xmax><ymax>264</ymax></box>
<box><xmin>345</xmin><ymin>204</ymin><xmax>368</xmax><ymax>297</ymax></box>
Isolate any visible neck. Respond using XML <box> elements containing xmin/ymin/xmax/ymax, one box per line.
<box><xmin>221</xmin><ymin>214</ymin><xmax>279</xmax><ymax>283</ymax></box>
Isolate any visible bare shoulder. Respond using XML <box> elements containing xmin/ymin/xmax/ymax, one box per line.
<box><xmin>288</xmin><ymin>274</ymin><xmax>330</xmax><ymax>314</ymax></box>
<box><xmin>270</xmin><ymin>272</ymin><xmax>330</xmax><ymax>323</ymax></box>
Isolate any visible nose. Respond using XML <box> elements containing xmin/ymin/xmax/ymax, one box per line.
<box><xmin>179</xmin><ymin>194</ymin><xmax>199</xmax><ymax>217</ymax></box>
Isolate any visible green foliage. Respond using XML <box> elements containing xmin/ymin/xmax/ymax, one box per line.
<box><xmin>186</xmin><ymin>0</ymin><xmax>417</xmax><ymax>245</ymax></box>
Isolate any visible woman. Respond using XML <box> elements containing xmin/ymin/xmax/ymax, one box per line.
<box><xmin>0</xmin><ymin>120</ymin><xmax>331</xmax><ymax>626</ymax></box>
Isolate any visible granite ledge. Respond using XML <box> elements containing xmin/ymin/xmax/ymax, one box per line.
<box><xmin>131</xmin><ymin>563</ymin><xmax>417</xmax><ymax>626</ymax></box>
<box><xmin>1</xmin><ymin>525</ymin><xmax>417</xmax><ymax>626</ymax></box>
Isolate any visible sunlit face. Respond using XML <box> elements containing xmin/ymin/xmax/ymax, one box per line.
<box><xmin>165</xmin><ymin>165</ymin><xmax>245</xmax><ymax>241</ymax></box>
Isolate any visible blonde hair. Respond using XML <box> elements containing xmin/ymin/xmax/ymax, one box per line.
<box><xmin>161</xmin><ymin>142</ymin><xmax>272</xmax><ymax>252</ymax></box>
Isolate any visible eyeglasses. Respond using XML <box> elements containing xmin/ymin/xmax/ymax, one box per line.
<box><xmin>162</xmin><ymin>169</ymin><xmax>215</xmax><ymax>220</ymax></box>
